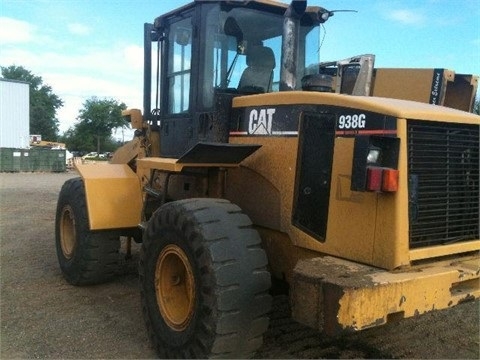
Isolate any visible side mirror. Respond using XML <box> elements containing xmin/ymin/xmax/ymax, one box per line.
<box><xmin>175</xmin><ymin>29</ymin><xmax>191</xmax><ymax>46</ymax></box>
<box><xmin>224</xmin><ymin>17</ymin><xmax>243</xmax><ymax>44</ymax></box>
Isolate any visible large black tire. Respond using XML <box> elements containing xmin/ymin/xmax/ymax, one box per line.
<box><xmin>55</xmin><ymin>177</ymin><xmax>120</xmax><ymax>285</ymax></box>
<box><xmin>140</xmin><ymin>198</ymin><xmax>272</xmax><ymax>358</ymax></box>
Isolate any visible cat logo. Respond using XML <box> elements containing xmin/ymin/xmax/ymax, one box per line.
<box><xmin>248</xmin><ymin>108</ymin><xmax>276</xmax><ymax>135</ymax></box>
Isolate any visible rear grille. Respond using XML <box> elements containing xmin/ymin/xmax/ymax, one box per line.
<box><xmin>408</xmin><ymin>120</ymin><xmax>479</xmax><ymax>248</ymax></box>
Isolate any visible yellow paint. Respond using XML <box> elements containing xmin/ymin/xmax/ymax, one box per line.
<box><xmin>292</xmin><ymin>254</ymin><xmax>480</xmax><ymax>334</ymax></box>
<box><xmin>336</xmin><ymin>256</ymin><xmax>480</xmax><ymax>331</ymax></box>
<box><xmin>110</xmin><ymin>137</ymin><xmax>144</xmax><ymax>165</ymax></box>
<box><xmin>322</xmin><ymin>137</ymin><xmax>378</xmax><ymax>264</ymax></box>
<box><xmin>371</xmin><ymin>119</ymin><xmax>410</xmax><ymax>268</ymax></box>
<box><xmin>75</xmin><ymin>163</ymin><xmax>142</xmax><ymax>230</ymax></box>
<box><xmin>228</xmin><ymin>137</ymin><xmax>298</xmax><ymax>232</ymax></box>
<box><xmin>233</xmin><ymin>91</ymin><xmax>480</xmax><ymax>124</ymax></box>
<box><xmin>410</xmin><ymin>241</ymin><xmax>480</xmax><ymax>261</ymax></box>
<box><xmin>230</xmin><ymin>132</ymin><xmax>412</xmax><ymax>269</ymax></box>
<box><xmin>372</xmin><ymin>68</ymin><xmax>454</xmax><ymax>105</ymax></box>
<box><xmin>230</xmin><ymin>92</ymin><xmax>479</xmax><ymax>271</ymax></box>
<box><xmin>136</xmin><ymin>157</ymin><xmax>241</xmax><ymax>172</ymax></box>
<box><xmin>121</xmin><ymin>108</ymin><xmax>143</xmax><ymax>130</ymax></box>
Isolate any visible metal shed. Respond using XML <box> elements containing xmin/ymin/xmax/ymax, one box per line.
<box><xmin>0</xmin><ymin>78</ymin><xmax>30</xmax><ymax>148</ymax></box>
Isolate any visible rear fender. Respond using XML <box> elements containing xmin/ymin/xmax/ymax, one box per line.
<box><xmin>75</xmin><ymin>163</ymin><xmax>142</xmax><ymax>230</ymax></box>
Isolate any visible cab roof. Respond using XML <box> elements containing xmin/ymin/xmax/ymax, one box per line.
<box><xmin>153</xmin><ymin>0</ymin><xmax>324</xmax><ymax>28</ymax></box>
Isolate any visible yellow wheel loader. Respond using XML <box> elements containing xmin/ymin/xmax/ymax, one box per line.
<box><xmin>55</xmin><ymin>0</ymin><xmax>480</xmax><ymax>358</ymax></box>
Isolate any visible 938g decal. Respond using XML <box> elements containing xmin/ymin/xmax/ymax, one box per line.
<box><xmin>335</xmin><ymin>111</ymin><xmax>397</xmax><ymax>137</ymax></box>
<box><xmin>338</xmin><ymin>114</ymin><xmax>366</xmax><ymax>130</ymax></box>
<box><xmin>229</xmin><ymin>105</ymin><xmax>397</xmax><ymax>137</ymax></box>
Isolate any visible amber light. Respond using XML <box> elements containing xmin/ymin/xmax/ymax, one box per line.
<box><xmin>382</xmin><ymin>168</ymin><xmax>399</xmax><ymax>192</ymax></box>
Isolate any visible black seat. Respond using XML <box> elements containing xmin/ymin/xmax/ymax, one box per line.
<box><xmin>238</xmin><ymin>46</ymin><xmax>275</xmax><ymax>93</ymax></box>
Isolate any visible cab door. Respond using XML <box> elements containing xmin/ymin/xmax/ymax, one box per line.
<box><xmin>160</xmin><ymin>10</ymin><xmax>196</xmax><ymax>157</ymax></box>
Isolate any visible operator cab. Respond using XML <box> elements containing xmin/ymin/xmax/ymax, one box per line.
<box><xmin>144</xmin><ymin>0</ymin><xmax>327</xmax><ymax>157</ymax></box>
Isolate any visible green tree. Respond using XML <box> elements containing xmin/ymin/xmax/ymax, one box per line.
<box><xmin>60</xmin><ymin>125</ymin><xmax>92</xmax><ymax>153</ymax></box>
<box><xmin>75</xmin><ymin>97</ymin><xmax>127</xmax><ymax>153</ymax></box>
<box><xmin>1</xmin><ymin>65</ymin><xmax>63</xmax><ymax>141</ymax></box>
<box><xmin>473</xmin><ymin>97</ymin><xmax>479</xmax><ymax>115</ymax></box>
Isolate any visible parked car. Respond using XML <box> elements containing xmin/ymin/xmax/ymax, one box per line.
<box><xmin>81</xmin><ymin>152</ymin><xmax>98</xmax><ymax>160</ymax></box>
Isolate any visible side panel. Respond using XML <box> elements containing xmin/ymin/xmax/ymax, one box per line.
<box><xmin>76</xmin><ymin>163</ymin><xmax>142</xmax><ymax>230</ymax></box>
<box><xmin>324</xmin><ymin>137</ymin><xmax>378</xmax><ymax>264</ymax></box>
<box><xmin>229</xmin><ymin>104</ymin><xmax>399</xmax><ymax>268</ymax></box>
<box><xmin>226</xmin><ymin>136</ymin><xmax>296</xmax><ymax>231</ymax></box>
<box><xmin>371</xmin><ymin>68</ymin><xmax>454</xmax><ymax>106</ymax></box>
<box><xmin>226</xmin><ymin>166</ymin><xmax>282</xmax><ymax>230</ymax></box>
<box><xmin>229</xmin><ymin>95</ymin><xmax>479</xmax><ymax>271</ymax></box>
<box><xmin>372</xmin><ymin>68</ymin><xmax>478</xmax><ymax>112</ymax></box>
<box><xmin>444</xmin><ymin>74</ymin><xmax>478</xmax><ymax>112</ymax></box>
<box><xmin>292</xmin><ymin>113</ymin><xmax>336</xmax><ymax>240</ymax></box>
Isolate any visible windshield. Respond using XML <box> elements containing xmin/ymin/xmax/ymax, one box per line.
<box><xmin>201</xmin><ymin>4</ymin><xmax>320</xmax><ymax>107</ymax></box>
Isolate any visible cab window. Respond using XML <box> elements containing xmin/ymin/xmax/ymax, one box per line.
<box><xmin>167</xmin><ymin>17</ymin><xmax>192</xmax><ymax>114</ymax></box>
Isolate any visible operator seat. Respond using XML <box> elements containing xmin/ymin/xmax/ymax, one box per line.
<box><xmin>238</xmin><ymin>45</ymin><xmax>275</xmax><ymax>93</ymax></box>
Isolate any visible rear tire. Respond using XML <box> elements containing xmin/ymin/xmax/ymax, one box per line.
<box><xmin>140</xmin><ymin>198</ymin><xmax>271</xmax><ymax>358</ymax></box>
<box><xmin>55</xmin><ymin>177</ymin><xmax>120</xmax><ymax>285</ymax></box>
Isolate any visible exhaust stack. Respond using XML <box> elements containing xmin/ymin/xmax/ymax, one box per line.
<box><xmin>280</xmin><ymin>0</ymin><xmax>306</xmax><ymax>91</ymax></box>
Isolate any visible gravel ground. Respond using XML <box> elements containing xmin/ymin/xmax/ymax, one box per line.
<box><xmin>1</xmin><ymin>171</ymin><xmax>479</xmax><ymax>359</ymax></box>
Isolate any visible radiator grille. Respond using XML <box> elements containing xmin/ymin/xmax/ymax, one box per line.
<box><xmin>408</xmin><ymin>120</ymin><xmax>479</xmax><ymax>248</ymax></box>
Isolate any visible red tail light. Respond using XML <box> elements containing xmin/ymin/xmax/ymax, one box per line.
<box><xmin>366</xmin><ymin>167</ymin><xmax>399</xmax><ymax>192</ymax></box>
<box><xmin>366</xmin><ymin>167</ymin><xmax>383</xmax><ymax>191</ymax></box>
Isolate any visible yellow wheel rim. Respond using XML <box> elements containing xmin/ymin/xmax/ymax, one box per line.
<box><xmin>155</xmin><ymin>244</ymin><xmax>195</xmax><ymax>331</ymax></box>
<box><xmin>60</xmin><ymin>206</ymin><xmax>76</xmax><ymax>259</ymax></box>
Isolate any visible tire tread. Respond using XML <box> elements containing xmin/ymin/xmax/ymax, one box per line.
<box><xmin>140</xmin><ymin>198</ymin><xmax>271</xmax><ymax>358</ymax></box>
<box><xmin>55</xmin><ymin>178</ymin><xmax>120</xmax><ymax>286</ymax></box>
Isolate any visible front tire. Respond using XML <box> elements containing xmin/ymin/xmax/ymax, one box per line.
<box><xmin>55</xmin><ymin>177</ymin><xmax>120</xmax><ymax>285</ymax></box>
<box><xmin>140</xmin><ymin>198</ymin><xmax>271</xmax><ymax>358</ymax></box>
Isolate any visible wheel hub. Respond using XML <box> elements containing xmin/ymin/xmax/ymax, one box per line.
<box><xmin>155</xmin><ymin>244</ymin><xmax>195</xmax><ymax>331</ymax></box>
<box><xmin>60</xmin><ymin>205</ymin><xmax>76</xmax><ymax>259</ymax></box>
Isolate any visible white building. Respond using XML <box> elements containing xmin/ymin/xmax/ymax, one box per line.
<box><xmin>0</xmin><ymin>79</ymin><xmax>30</xmax><ymax>148</ymax></box>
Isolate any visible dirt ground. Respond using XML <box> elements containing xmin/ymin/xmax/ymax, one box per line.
<box><xmin>1</xmin><ymin>171</ymin><xmax>479</xmax><ymax>359</ymax></box>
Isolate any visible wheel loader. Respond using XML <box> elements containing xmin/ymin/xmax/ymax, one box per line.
<box><xmin>55</xmin><ymin>0</ymin><xmax>480</xmax><ymax>358</ymax></box>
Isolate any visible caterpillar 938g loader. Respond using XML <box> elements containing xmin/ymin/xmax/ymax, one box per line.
<box><xmin>55</xmin><ymin>0</ymin><xmax>480</xmax><ymax>358</ymax></box>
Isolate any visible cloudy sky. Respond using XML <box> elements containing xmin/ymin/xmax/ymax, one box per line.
<box><xmin>1</xmin><ymin>0</ymin><xmax>479</xmax><ymax>136</ymax></box>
